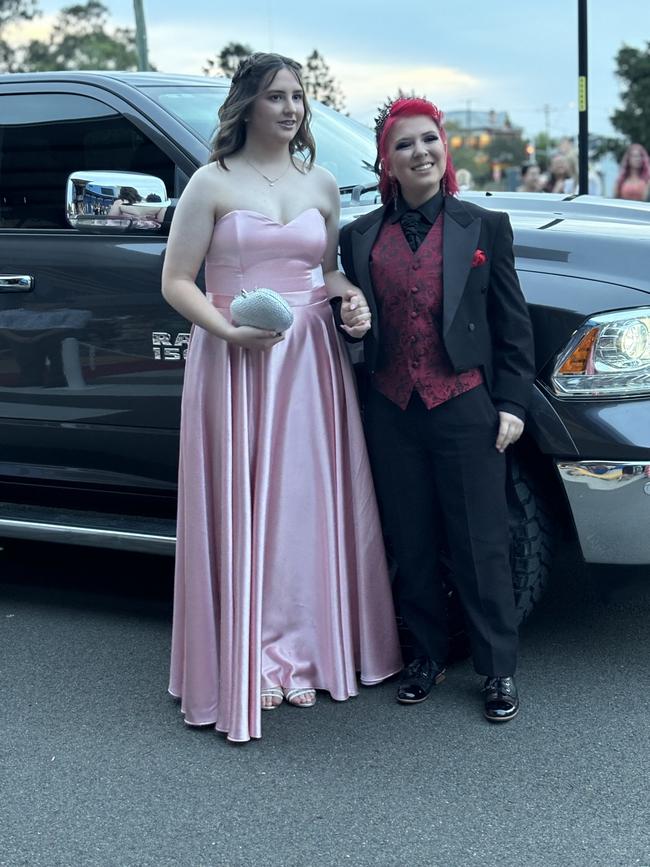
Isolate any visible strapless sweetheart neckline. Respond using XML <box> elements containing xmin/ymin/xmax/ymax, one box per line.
<box><xmin>217</xmin><ymin>207</ymin><xmax>324</xmax><ymax>229</ymax></box>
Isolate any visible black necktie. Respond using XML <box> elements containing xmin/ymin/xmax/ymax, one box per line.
<box><xmin>400</xmin><ymin>211</ymin><xmax>426</xmax><ymax>252</ymax></box>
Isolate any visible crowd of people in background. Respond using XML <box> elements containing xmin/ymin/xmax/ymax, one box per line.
<box><xmin>512</xmin><ymin>137</ymin><xmax>650</xmax><ymax>200</ymax></box>
<box><xmin>457</xmin><ymin>137</ymin><xmax>650</xmax><ymax>201</ymax></box>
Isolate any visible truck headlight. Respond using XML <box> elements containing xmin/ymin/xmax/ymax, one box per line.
<box><xmin>551</xmin><ymin>308</ymin><xmax>650</xmax><ymax>397</ymax></box>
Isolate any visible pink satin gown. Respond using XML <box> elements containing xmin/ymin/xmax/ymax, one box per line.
<box><xmin>168</xmin><ymin>208</ymin><xmax>402</xmax><ymax>742</ymax></box>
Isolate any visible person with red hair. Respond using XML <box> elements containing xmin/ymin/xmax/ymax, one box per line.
<box><xmin>614</xmin><ymin>143</ymin><xmax>650</xmax><ymax>201</ymax></box>
<box><xmin>337</xmin><ymin>97</ymin><xmax>535</xmax><ymax>722</ymax></box>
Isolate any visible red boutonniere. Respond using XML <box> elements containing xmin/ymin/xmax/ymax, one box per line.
<box><xmin>471</xmin><ymin>249</ymin><xmax>487</xmax><ymax>268</ymax></box>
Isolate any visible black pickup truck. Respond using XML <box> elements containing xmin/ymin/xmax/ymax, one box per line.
<box><xmin>1</xmin><ymin>71</ymin><xmax>649</xmax><ymax>621</ymax></box>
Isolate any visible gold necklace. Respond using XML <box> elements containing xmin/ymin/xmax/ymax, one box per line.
<box><xmin>245</xmin><ymin>157</ymin><xmax>293</xmax><ymax>187</ymax></box>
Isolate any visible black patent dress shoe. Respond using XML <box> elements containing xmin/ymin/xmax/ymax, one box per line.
<box><xmin>397</xmin><ymin>656</ymin><xmax>446</xmax><ymax>704</ymax></box>
<box><xmin>482</xmin><ymin>676</ymin><xmax>519</xmax><ymax>722</ymax></box>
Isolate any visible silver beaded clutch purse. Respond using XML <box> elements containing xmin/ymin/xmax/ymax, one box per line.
<box><xmin>230</xmin><ymin>287</ymin><xmax>294</xmax><ymax>333</ymax></box>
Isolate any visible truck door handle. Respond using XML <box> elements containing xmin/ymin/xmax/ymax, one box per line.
<box><xmin>0</xmin><ymin>275</ymin><xmax>34</xmax><ymax>292</ymax></box>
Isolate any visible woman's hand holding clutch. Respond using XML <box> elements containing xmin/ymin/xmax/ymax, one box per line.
<box><xmin>227</xmin><ymin>287</ymin><xmax>292</xmax><ymax>350</ymax></box>
<box><xmin>226</xmin><ymin>324</ymin><xmax>285</xmax><ymax>351</ymax></box>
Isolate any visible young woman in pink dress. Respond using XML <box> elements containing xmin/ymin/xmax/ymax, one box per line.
<box><xmin>161</xmin><ymin>53</ymin><xmax>401</xmax><ymax>743</ymax></box>
<box><xmin>614</xmin><ymin>143</ymin><xmax>650</xmax><ymax>201</ymax></box>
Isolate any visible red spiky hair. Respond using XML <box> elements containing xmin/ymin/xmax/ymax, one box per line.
<box><xmin>374</xmin><ymin>97</ymin><xmax>458</xmax><ymax>203</ymax></box>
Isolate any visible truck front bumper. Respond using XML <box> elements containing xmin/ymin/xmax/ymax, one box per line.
<box><xmin>557</xmin><ymin>461</ymin><xmax>650</xmax><ymax>565</ymax></box>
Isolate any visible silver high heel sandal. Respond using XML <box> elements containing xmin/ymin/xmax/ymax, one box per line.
<box><xmin>284</xmin><ymin>688</ymin><xmax>316</xmax><ymax>708</ymax></box>
<box><xmin>261</xmin><ymin>687</ymin><xmax>283</xmax><ymax>710</ymax></box>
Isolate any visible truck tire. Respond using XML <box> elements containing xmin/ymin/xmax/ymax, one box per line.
<box><xmin>507</xmin><ymin>454</ymin><xmax>556</xmax><ymax>623</ymax></box>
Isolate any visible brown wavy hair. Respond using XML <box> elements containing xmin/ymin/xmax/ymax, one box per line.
<box><xmin>209</xmin><ymin>52</ymin><xmax>316</xmax><ymax>170</ymax></box>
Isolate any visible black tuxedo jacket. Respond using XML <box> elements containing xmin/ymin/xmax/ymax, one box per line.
<box><xmin>339</xmin><ymin>195</ymin><xmax>535</xmax><ymax>414</ymax></box>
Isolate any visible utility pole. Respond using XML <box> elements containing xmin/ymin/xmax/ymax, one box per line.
<box><xmin>577</xmin><ymin>0</ymin><xmax>588</xmax><ymax>194</ymax></box>
<box><xmin>133</xmin><ymin>0</ymin><xmax>149</xmax><ymax>71</ymax></box>
<box><xmin>543</xmin><ymin>103</ymin><xmax>551</xmax><ymax>140</ymax></box>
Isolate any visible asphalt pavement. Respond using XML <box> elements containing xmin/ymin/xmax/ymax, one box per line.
<box><xmin>1</xmin><ymin>539</ymin><xmax>649</xmax><ymax>867</ymax></box>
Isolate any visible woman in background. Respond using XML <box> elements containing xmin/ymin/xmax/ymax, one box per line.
<box><xmin>614</xmin><ymin>143</ymin><xmax>650</xmax><ymax>201</ymax></box>
<box><xmin>543</xmin><ymin>153</ymin><xmax>577</xmax><ymax>193</ymax></box>
<box><xmin>108</xmin><ymin>186</ymin><xmax>166</xmax><ymax>222</ymax></box>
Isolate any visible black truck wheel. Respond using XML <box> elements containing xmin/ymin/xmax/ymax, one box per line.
<box><xmin>507</xmin><ymin>454</ymin><xmax>557</xmax><ymax>624</ymax></box>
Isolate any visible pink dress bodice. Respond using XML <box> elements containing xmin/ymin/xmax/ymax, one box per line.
<box><xmin>205</xmin><ymin>208</ymin><xmax>327</xmax><ymax>307</ymax></box>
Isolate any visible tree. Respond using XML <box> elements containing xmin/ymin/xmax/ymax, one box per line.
<box><xmin>0</xmin><ymin>0</ymin><xmax>37</xmax><ymax>27</ymax></box>
<box><xmin>303</xmin><ymin>50</ymin><xmax>345</xmax><ymax>112</ymax></box>
<box><xmin>201</xmin><ymin>44</ymin><xmax>348</xmax><ymax>113</ymax></box>
<box><xmin>590</xmin><ymin>134</ymin><xmax>626</xmax><ymax>162</ymax></box>
<box><xmin>0</xmin><ymin>0</ymin><xmax>38</xmax><ymax>72</ymax></box>
<box><xmin>485</xmin><ymin>130</ymin><xmax>527</xmax><ymax>169</ymax></box>
<box><xmin>11</xmin><ymin>1</ymin><xmax>138</xmax><ymax>72</ymax></box>
<box><xmin>611</xmin><ymin>42</ymin><xmax>650</xmax><ymax>149</ymax></box>
<box><xmin>532</xmin><ymin>132</ymin><xmax>556</xmax><ymax>171</ymax></box>
<box><xmin>203</xmin><ymin>41</ymin><xmax>252</xmax><ymax>78</ymax></box>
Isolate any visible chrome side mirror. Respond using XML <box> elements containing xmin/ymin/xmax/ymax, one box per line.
<box><xmin>66</xmin><ymin>171</ymin><xmax>171</xmax><ymax>233</ymax></box>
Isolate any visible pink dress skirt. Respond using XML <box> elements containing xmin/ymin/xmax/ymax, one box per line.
<box><xmin>168</xmin><ymin>208</ymin><xmax>401</xmax><ymax>742</ymax></box>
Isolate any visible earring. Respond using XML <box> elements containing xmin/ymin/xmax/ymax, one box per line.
<box><xmin>390</xmin><ymin>177</ymin><xmax>399</xmax><ymax>208</ymax></box>
<box><xmin>442</xmin><ymin>174</ymin><xmax>447</xmax><ymax>197</ymax></box>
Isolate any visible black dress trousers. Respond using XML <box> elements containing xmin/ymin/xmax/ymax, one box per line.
<box><xmin>364</xmin><ymin>384</ymin><xmax>518</xmax><ymax>677</ymax></box>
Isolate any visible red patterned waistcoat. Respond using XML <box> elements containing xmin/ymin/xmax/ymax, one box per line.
<box><xmin>370</xmin><ymin>214</ymin><xmax>483</xmax><ymax>410</ymax></box>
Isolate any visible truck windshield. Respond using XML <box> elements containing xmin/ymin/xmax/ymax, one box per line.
<box><xmin>139</xmin><ymin>85</ymin><xmax>377</xmax><ymax>195</ymax></box>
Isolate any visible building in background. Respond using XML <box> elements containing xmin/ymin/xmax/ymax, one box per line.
<box><xmin>445</xmin><ymin>109</ymin><xmax>528</xmax><ymax>190</ymax></box>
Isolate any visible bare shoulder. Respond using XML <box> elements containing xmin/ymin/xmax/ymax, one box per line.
<box><xmin>189</xmin><ymin>161</ymin><xmax>228</xmax><ymax>191</ymax></box>
<box><xmin>307</xmin><ymin>163</ymin><xmax>340</xmax><ymax>218</ymax></box>
<box><xmin>309</xmin><ymin>162</ymin><xmax>339</xmax><ymax>194</ymax></box>
<box><xmin>181</xmin><ymin>162</ymin><xmax>231</xmax><ymax>213</ymax></box>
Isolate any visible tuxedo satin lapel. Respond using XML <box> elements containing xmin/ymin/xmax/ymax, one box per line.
<box><xmin>351</xmin><ymin>211</ymin><xmax>384</xmax><ymax>320</ymax></box>
<box><xmin>442</xmin><ymin>210</ymin><xmax>481</xmax><ymax>335</ymax></box>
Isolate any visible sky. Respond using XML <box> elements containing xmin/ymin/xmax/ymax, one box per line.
<box><xmin>6</xmin><ymin>0</ymin><xmax>649</xmax><ymax>140</ymax></box>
